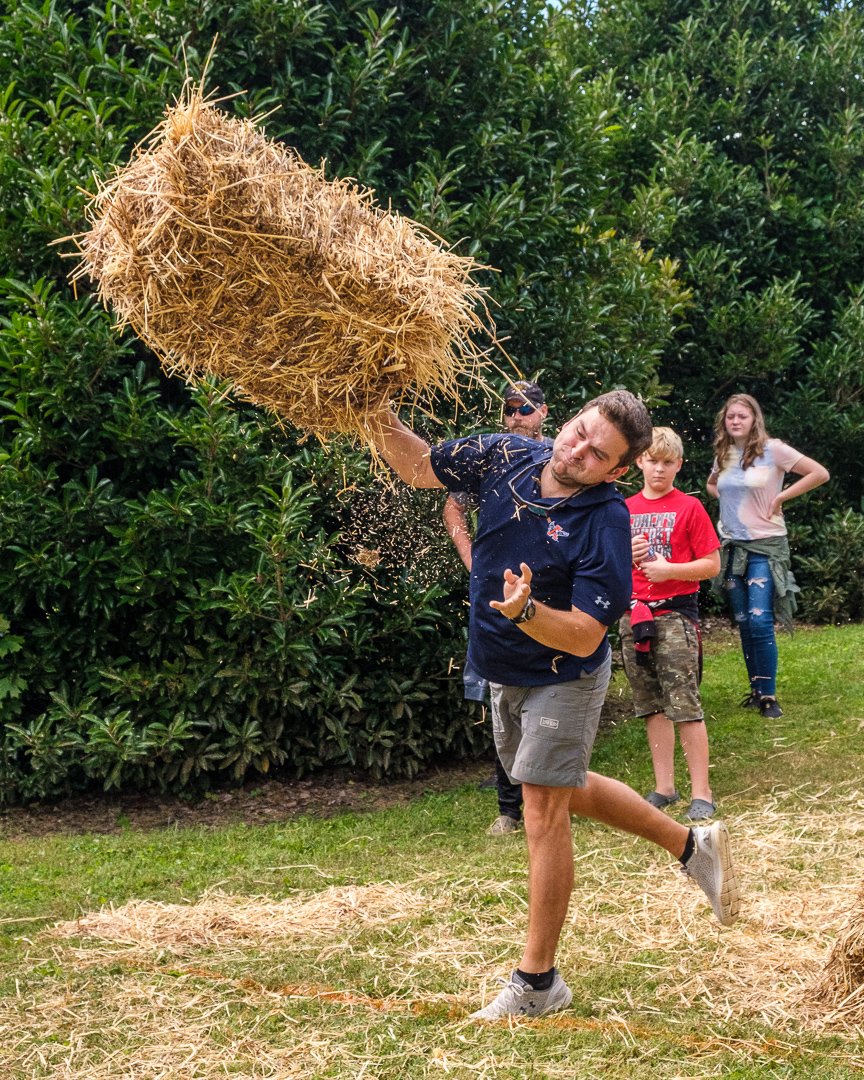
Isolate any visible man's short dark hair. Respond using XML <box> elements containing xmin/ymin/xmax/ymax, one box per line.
<box><xmin>582</xmin><ymin>390</ymin><xmax>652</xmax><ymax>467</ymax></box>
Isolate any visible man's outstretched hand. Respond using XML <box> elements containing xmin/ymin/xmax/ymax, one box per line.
<box><xmin>490</xmin><ymin>562</ymin><xmax>533</xmax><ymax>619</ymax></box>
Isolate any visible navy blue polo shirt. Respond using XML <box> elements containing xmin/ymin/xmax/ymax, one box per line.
<box><xmin>431</xmin><ymin>433</ymin><xmax>632</xmax><ymax>687</ymax></box>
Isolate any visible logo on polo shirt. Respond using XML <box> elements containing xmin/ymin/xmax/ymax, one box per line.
<box><xmin>546</xmin><ymin>520</ymin><xmax>569</xmax><ymax>541</ymax></box>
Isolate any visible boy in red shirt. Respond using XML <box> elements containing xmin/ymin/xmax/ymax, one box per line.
<box><xmin>620</xmin><ymin>428</ymin><xmax>721</xmax><ymax>822</ymax></box>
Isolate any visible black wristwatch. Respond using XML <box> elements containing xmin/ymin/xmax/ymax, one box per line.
<box><xmin>511</xmin><ymin>596</ymin><xmax>536</xmax><ymax>624</ymax></box>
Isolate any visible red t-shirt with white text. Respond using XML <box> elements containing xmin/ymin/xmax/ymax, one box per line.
<box><xmin>626</xmin><ymin>488</ymin><xmax>720</xmax><ymax>604</ymax></box>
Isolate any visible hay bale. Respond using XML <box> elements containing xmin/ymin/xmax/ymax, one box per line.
<box><xmin>67</xmin><ymin>86</ymin><xmax>492</xmax><ymax>441</ymax></box>
<box><xmin>804</xmin><ymin>881</ymin><xmax>864</xmax><ymax>1024</ymax></box>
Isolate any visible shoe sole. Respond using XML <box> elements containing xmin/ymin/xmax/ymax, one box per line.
<box><xmin>710</xmin><ymin>822</ymin><xmax>741</xmax><ymax>926</ymax></box>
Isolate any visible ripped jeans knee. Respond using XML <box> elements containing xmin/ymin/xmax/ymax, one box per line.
<box><xmin>726</xmin><ymin>552</ymin><xmax>778</xmax><ymax>696</ymax></box>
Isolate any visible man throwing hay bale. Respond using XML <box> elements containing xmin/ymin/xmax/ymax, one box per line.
<box><xmin>370</xmin><ymin>391</ymin><xmax>741</xmax><ymax>1019</ymax></box>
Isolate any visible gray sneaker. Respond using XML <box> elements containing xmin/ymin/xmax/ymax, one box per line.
<box><xmin>487</xmin><ymin>814</ymin><xmax>521</xmax><ymax>836</ymax></box>
<box><xmin>470</xmin><ymin>969</ymin><xmax>572</xmax><ymax>1020</ymax></box>
<box><xmin>682</xmin><ymin>821</ymin><xmax>740</xmax><ymax>926</ymax></box>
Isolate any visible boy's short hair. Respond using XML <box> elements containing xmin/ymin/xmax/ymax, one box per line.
<box><xmin>645</xmin><ymin>426</ymin><xmax>683</xmax><ymax>461</ymax></box>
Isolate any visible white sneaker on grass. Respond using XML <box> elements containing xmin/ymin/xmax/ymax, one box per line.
<box><xmin>470</xmin><ymin>969</ymin><xmax>572</xmax><ymax>1020</ymax></box>
<box><xmin>682</xmin><ymin>820</ymin><xmax>740</xmax><ymax>926</ymax></box>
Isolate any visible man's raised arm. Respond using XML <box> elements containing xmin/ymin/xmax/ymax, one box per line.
<box><xmin>368</xmin><ymin>408</ymin><xmax>444</xmax><ymax>489</ymax></box>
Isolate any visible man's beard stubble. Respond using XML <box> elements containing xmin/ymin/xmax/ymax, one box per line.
<box><xmin>549</xmin><ymin>453</ymin><xmax>589</xmax><ymax>491</ymax></box>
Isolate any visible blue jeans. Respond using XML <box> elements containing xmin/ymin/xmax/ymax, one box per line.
<box><xmin>725</xmin><ymin>552</ymin><xmax>777</xmax><ymax>697</ymax></box>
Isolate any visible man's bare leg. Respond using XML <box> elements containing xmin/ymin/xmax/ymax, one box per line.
<box><xmin>518</xmin><ymin>782</ymin><xmax>576</xmax><ymax>973</ymax></box>
<box><xmin>569</xmin><ymin>771</ymin><xmax>739</xmax><ymax>926</ymax></box>
<box><xmin>568</xmin><ymin>771</ymin><xmax>689</xmax><ymax>856</ymax></box>
<box><xmin>478</xmin><ymin>770</ymin><xmax>736</xmax><ymax>1021</ymax></box>
<box><xmin>518</xmin><ymin>774</ymin><xmax>689</xmax><ymax>973</ymax></box>
<box><xmin>471</xmin><ymin>781</ymin><xmax>578</xmax><ymax>1018</ymax></box>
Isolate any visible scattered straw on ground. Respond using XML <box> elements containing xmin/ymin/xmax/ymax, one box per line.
<box><xmin>41</xmin><ymin>798</ymin><xmax>864</xmax><ymax>1033</ymax></box>
<box><xmin>544</xmin><ymin>795</ymin><xmax>864</xmax><ymax>1034</ymax></box>
<box><xmin>17</xmin><ymin>788</ymin><xmax>864</xmax><ymax>1078</ymax></box>
<box><xmin>432</xmin><ymin>791</ymin><xmax>864</xmax><ymax>1035</ymax></box>
<box><xmin>0</xmin><ymin>971</ymin><xmax>343</xmax><ymax>1079</ymax></box>
<box><xmin>66</xmin><ymin>82</ymin><xmax>493</xmax><ymax>443</ymax></box>
<box><xmin>47</xmin><ymin>882</ymin><xmax>439</xmax><ymax>957</ymax></box>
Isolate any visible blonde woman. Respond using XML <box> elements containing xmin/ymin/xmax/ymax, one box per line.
<box><xmin>707</xmin><ymin>394</ymin><xmax>829</xmax><ymax>718</ymax></box>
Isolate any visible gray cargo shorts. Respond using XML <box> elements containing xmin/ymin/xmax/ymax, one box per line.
<box><xmin>490</xmin><ymin>654</ymin><xmax>611</xmax><ymax>789</ymax></box>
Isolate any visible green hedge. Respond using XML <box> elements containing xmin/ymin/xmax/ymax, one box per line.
<box><xmin>3</xmin><ymin>0</ymin><xmax>861</xmax><ymax>802</ymax></box>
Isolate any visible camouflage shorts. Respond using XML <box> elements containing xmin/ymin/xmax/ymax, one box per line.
<box><xmin>619</xmin><ymin>612</ymin><xmax>703</xmax><ymax>723</ymax></box>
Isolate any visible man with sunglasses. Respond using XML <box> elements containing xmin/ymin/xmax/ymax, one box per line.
<box><xmin>443</xmin><ymin>381</ymin><xmax>550</xmax><ymax>837</ymax></box>
<box><xmin>369</xmin><ymin>390</ymin><xmax>740</xmax><ymax>1020</ymax></box>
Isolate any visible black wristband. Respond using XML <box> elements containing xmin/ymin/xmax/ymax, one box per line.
<box><xmin>511</xmin><ymin>596</ymin><xmax>536</xmax><ymax>624</ymax></box>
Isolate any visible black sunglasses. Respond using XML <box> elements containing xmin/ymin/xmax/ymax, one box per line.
<box><xmin>504</xmin><ymin>402</ymin><xmax>538</xmax><ymax>416</ymax></box>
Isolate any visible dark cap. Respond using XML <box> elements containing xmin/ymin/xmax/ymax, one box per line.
<box><xmin>504</xmin><ymin>380</ymin><xmax>545</xmax><ymax>407</ymax></box>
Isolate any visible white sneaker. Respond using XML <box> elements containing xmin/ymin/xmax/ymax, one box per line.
<box><xmin>470</xmin><ymin>969</ymin><xmax>572</xmax><ymax>1020</ymax></box>
<box><xmin>682</xmin><ymin>821</ymin><xmax>740</xmax><ymax>926</ymax></box>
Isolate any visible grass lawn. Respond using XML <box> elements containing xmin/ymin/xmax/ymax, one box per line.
<box><xmin>1</xmin><ymin>624</ymin><xmax>863</xmax><ymax>1078</ymax></box>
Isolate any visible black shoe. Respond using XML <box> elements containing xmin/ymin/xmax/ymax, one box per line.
<box><xmin>644</xmin><ymin>790</ymin><xmax>681</xmax><ymax>809</ymax></box>
<box><xmin>477</xmin><ymin>775</ymin><xmax>497</xmax><ymax>790</ymax></box>
<box><xmin>740</xmin><ymin>691</ymin><xmax>761</xmax><ymax>709</ymax></box>
<box><xmin>759</xmin><ymin>696</ymin><xmax>783</xmax><ymax>718</ymax></box>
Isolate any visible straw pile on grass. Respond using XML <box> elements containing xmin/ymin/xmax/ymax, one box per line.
<box><xmin>46</xmin><ymin>884</ymin><xmax>439</xmax><ymax>956</ymax></box>
<box><xmin>67</xmin><ymin>84</ymin><xmax>492</xmax><ymax>442</ymax></box>
<box><xmin>802</xmin><ymin>880</ymin><xmax>864</xmax><ymax>1025</ymax></box>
